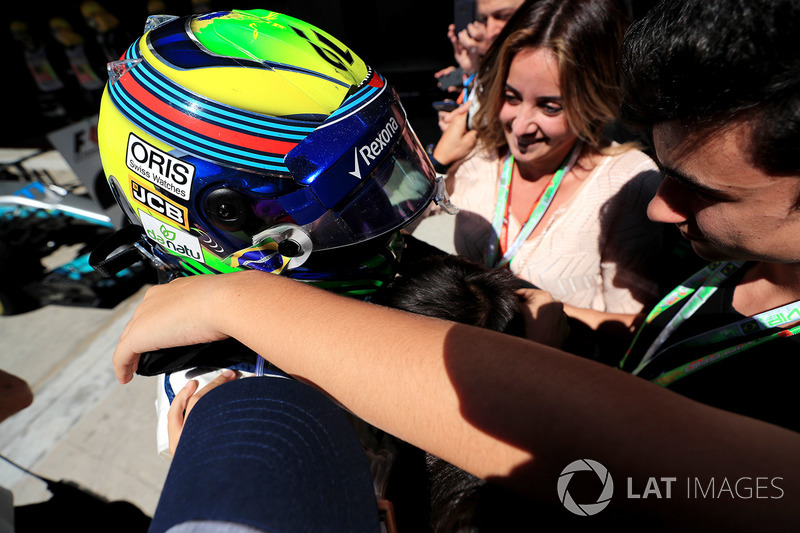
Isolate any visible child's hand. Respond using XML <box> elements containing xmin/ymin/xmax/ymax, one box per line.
<box><xmin>516</xmin><ymin>288</ymin><xmax>571</xmax><ymax>348</ymax></box>
<box><xmin>113</xmin><ymin>275</ymin><xmax>231</xmax><ymax>384</ymax></box>
<box><xmin>167</xmin><ymin>370</ymin><xmax>240</xmax><ymax>456</ymax></box>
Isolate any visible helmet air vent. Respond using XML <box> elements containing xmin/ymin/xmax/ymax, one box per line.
<box><xmin>144</xmin><ymin>14</ymin><xmax>178</xmax><ymax>33</ymax></box>
<box><xmin>107</xmin><ymin>58</ymin><xmax>142</xmax><ymax>85</ymax></box>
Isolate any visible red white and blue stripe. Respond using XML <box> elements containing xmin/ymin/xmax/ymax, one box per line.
<box><xmin>107</xmin><ymin>39</ymin><xmax>321</xmax><ymax>176</ymax></box>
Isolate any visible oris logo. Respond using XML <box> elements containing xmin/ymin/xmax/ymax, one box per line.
<box><xmin>131</xmin><ymin>179</ymin><xmax>188</xmax><ymax>229</ymax></box>
<box><xmin>126</xmin><ymin>133</ymin><xmax>194</xmax><ymax>200</ymax></box>
<box><xmin>350</xmin><ymin>116</ymin><xmax>400</xmax><ymax>180</ymax></box>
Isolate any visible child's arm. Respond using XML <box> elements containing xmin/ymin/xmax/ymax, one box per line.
<box><xmin>113</xmin><ymin>270</ymin><xmax>800</xmax><ymax>531</ymax></box>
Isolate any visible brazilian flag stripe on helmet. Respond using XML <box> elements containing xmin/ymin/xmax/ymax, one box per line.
<box><xmin>109</xmin><ymin>40</ymin><xmax>319</xmax><ymax>175</ymax></box>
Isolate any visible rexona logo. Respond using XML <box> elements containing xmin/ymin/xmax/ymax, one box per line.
<box><xmin>130</xmin><ymin>179</ymin><xmax>188</xmax><ymax>229</ymax></box>
<box><xmin>127</xmin><ymin>133</ymin><xmax>194</xmax><ymax>200</ymax></box>
<box><xmin>349</xmin><ymin>116</ymin><xmax>400</xmax><ymax>180</ymax></box>
<box><xmin>138</xmin><ymin>210</ymin><xmax>204</xmax><ymax>263</ymax></box>
<box><xmin>558</xmin><ymin>459</ymin><xmax>614</xmax><ymax>516</ymax></box>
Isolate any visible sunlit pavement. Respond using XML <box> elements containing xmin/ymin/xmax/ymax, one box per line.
<box><xmin>0</xmin><ymin>179</ymin><xmax>456</xmax><ymax>518</ymax></box>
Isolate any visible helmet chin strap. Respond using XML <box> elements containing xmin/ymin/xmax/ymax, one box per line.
<box><xmin>88</xmin><ymin>224</ymin><xmax>182</xmax><ymax>284</ymax></box>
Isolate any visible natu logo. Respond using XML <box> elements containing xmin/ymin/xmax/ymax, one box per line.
<box><xmin>138</xmin><ymin>210</ymin><xmax>204</xmax><ymax>263</ymax></box>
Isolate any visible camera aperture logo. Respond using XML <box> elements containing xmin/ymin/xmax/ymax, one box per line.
<box><xmin>558</xmin><ymin>459</ymin><xmax>785</xmax><ymax>517</ymax></box>
<box><xmin>558</xmin><ymin>459</ymin><xmax>614</xmax><ymax>516</ymax></box>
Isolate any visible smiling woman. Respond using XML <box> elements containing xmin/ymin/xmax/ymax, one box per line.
<box><xmin>423</xmin><ymin>0</ymin><xmax>663</xmax><ymax>314</ymax></box>
<box><xmin>498</xmin><ymin>47</ymin><xmax>575</xmax><ymax>178</ymax></box>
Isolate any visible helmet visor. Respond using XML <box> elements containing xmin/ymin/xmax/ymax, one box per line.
<box><xmin>283</xmin><ymin>79</ymin><xmax>438</xmax><ymax>250</ymax></box>
<box><xmin>196</xmin><ymin>77</ymin><xmax>438</xmax><ymax>263</ymax></box>
<box><xmin>302</xmin><ymin>125</ymin><xmax>436</xmax><ymax>250</ymax></box>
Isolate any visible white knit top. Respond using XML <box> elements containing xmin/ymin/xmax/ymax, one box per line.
<box><xmin>418</xmin><ymin>145</ymin><xmax>663</xmax><ymax>313</ymax></box>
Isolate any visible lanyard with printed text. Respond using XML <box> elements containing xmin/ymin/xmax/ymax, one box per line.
<box><xmin>651</xmin><ymin>324</ymin><xmax>800</xmax><ymax>386</ymax></box>
<box><xmin>621</xmin><ymin>260</ymin><xmax>800</xmax><ymax>384</ymax></box>
<box><xmin>486</xmin><ymin>143</ymin><xmax>581</xmax><ymax>268</ymax></box>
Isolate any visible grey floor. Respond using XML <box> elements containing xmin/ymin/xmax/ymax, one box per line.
<box><xmin>0</xmin><ymin>150</ymin><xmax>457</xmax><ymax>520</ymax></box>
<box><xmin>0</xmin><ymin>288</ymin><xmax>170</xmax><ymax>515</ymax></box>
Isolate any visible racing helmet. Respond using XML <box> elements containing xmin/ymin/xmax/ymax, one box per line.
<box><xmin>98</xmin><ymin>9</ymin><xmax>446</xmax><ymax>286</ymax></box>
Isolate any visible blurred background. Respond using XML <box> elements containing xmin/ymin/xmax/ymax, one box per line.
<box><xmin>3</xmin><ymin>0</ymin><xmax>453</xmax><ymax>150</ymax></box>
<box><xmin>0</xmin><ymin>2</ymin><xmax>459</xmax><ymax>527</ymax></box>
<box><xmin>0</xmin><ymin>0</ymin><xmax>458</xmax><ymax>316</ymax></box>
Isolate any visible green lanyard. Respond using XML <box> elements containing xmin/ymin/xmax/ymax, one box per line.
<box><xmin>486</xmin><ymin>143</ymin><xmax>581</xmax><ymax>268</ymax></box>
<box><xmin>621</xmin><ymin>261</ymin><xmax>800</xmax><ymax>386</ymax></box>
<box><xmin>651</xmin><ymin>325</ymin><xmax>800</xmax><ymax>386</ymax></box>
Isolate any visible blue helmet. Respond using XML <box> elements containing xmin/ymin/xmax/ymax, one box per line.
<box><xmin>97</xmin><ymin>10</ymin><xmax>449</xmax><ymax>293</ymax></box>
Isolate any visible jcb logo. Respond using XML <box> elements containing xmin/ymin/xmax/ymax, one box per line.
<box><xmin>131</xmin><ymin>179</ymin><xmax>188</xmax><ymax>229</ymax></box>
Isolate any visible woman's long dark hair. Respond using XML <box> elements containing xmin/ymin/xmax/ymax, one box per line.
<box><xmin>473</xmin><ymin>0</ymin><xmax>630</xmax><ymax>154</ymax></box>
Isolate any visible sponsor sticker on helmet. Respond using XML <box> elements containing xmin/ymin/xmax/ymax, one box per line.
<box><xmin>349</xmin><ymin>116</ymin><xmax>400</xmax><ymax>180</ymax></box>
<box><xmin>138</xmin><ymin>209</ymin><xmax>205</xmax><ymax>263</ymax></box>
<box><xmin>130</xmin><ymin>178</ymin><xmax>189</xmax><ymax>229</ymax></box>
<box><xmin>127</xmin><ymin>133</ymin><xmax>195</xmax><ymax>200</ymax></box>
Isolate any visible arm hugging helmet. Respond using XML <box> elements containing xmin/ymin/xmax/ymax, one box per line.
<box><xmin>98</xmin><ymin>9</ymin><xmax>441</xmax><ymax>285</ymax></box>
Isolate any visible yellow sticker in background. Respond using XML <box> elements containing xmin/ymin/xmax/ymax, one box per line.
<box><xmin>130</xmin><ymin>178</ymin><xmax>190</xmax><ymax>230</ymax></box>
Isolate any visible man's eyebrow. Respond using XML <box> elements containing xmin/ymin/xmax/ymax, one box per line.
<box><xmin>659</xmin><ymin>164</ymin><xmax>728</xmax><ymax>196</ymax></box>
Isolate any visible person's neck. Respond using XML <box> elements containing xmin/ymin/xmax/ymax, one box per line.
<box><xmin>733</xmin><ymin>261</ymin><xmax>800</xmax><ymax>316</ymax></box>
<box><xmin>516</xmin><ymin>161</ymin><xmax>557</xmax><ymax>182</ymax></box>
